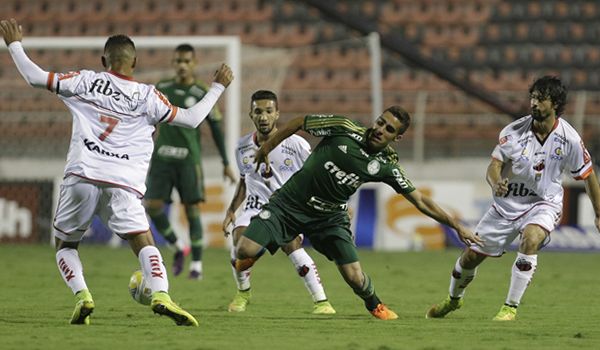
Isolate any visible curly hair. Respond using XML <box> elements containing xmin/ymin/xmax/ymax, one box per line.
<box><xmin>529</xmin><ymin>75</ymin><xmax>567</xmax><ymax>117</ymax></box>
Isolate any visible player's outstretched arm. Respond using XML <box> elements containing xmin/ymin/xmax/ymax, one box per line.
<box><xmin>222</xmin><ymin>178</ymin><xmax>246</xmax><ymax>236</ymax></box>
<box><xmin>1</xmin><ymin>18</ymin><xmax>51</xmax><ymax>89</ymax></box>
<box><xmin>171</xmin><ymin>63</ymin><xmax>233</xmax><ymax>128</ymax></box>
<box><xmin>583</xmin><ymin>169</ymin><xmax>600</xmax><ymax>232</ymax></box>
<box><xmin>402</xmin><ymin>189</ymin><xmax>483</xmax><ymax>247</ymax></box>
<box><xmin>254</xmin><ymin>116</ymin><xmax>304</xmax><ymax>172</ymax></box>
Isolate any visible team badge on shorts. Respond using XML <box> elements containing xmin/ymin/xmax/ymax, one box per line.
<box><xmin>367</xmin><ymin>160</ymin><xmax>380</xmax><ymax>175</ymax></box>
<box><xmin>259</xmin><ymin>210</ymin><xmax>271</xmax><ymax>220</ymax></box>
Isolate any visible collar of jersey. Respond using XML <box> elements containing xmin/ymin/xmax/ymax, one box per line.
<box><xmin>108</xmin><ymin>70</ymin><xmax>134</xmax><ymax>81</ymax></box>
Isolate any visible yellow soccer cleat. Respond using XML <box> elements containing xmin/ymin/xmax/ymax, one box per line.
<box><xmin>312</xmin><ymin>300</ymin><xmax>336</xmax><ymax>315</ymax></box>
<box><xmin>228</xmin><ymin>290</ymin><xmax>251</xmax><ymax>312</ymax></box>
<box><xmin>426</xmin><ymin>295</ymin><xmax>463</xmax><ymax>319</ymax></box>
<box><xmin>151</xmin><ymin>292</ymin><xmax>199</xmax><ymax>326</ymax></box>
<box><xmin>492</xmin><ymin>304</ymin><xmax>517</xmax><ymax>321</ymax></box>
<box><xmin>370</xmin><ymin>304</ymin><xmax>398</xmax><ymax>320</ymax></box>
<box><xmin>70</xmin><ymin>289</ymin><xmax>95</xmax><ymax>325</ymax></box>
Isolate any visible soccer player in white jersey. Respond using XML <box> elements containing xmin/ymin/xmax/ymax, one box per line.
<box><xmin>427</xmin><ymin>76</ymin><xmax>600</xmax><ymax>321</ymax></box>
<box><xmin>222</xmin><ymin>90</ymin><xmax>336</xmax><ymax>314</ymax></box>
<box><xmin>0</xmin><ymin>18</ymin><xmax>233</xmax><ymax>326</ymax></box>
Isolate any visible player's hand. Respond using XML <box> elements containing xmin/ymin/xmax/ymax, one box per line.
<box><xmin>0</xmin><ymin>18</ymin><xmax>23</xmax><ymax>46</ymax></box>
<box><xmin>456</xmin><ymin>226</ymin><xmax>484</xmax><ymax>247</ymax></box>
<box><xmin>214</xmin><ymin>63</ymin><xmax>233</xmax><ymax>88</ymax></box>
<box><xmin>493</xmin><ymin>178</ymin><xmax>509</xmax><ymax>197</ymax></box>
<box><xmin>254</xmin><ymin>146</ymin><xmax>270</xmax><ymax>174</ymax></box>
<box><xmin>222</xmin><ymin>210</ymin><xmax>236</xmax><ymax>237</ymax></box>
<box><xmin>223</xmin><ymin>165</ymin><xmax>236</xmax><ymax>184</ymax></box>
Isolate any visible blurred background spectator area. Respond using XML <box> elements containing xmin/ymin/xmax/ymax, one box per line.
<box><xmin>0</xmin><ymin>0</ymin><xmax>599</xmax><ymax>160</ymax></box>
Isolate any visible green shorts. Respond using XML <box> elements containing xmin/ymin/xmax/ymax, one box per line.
<box><xmin>145</xmin><ymin>158</ymin><xmax>205</xmax><ymax>204</ymax></box>
<box><xmin>243</xmin><ymin>194</ymin><xmax>358</xmax><ymax>265</ymax></box>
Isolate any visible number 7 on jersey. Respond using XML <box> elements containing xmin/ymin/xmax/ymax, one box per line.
<box><xmin>99</xmin><ymin>115</ymin><xmax>120</xmax><ymax>141</ymax></box>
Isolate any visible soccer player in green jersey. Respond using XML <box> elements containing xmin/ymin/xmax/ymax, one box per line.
<box><xmin>145</xmin><ymin>44</ymin><xmax>236</xmax><ymax>280</ymax></box>
<box><xmin>233</xmin><ymin>106</ymin><xmax>483</xmax><ymax>320</ymax></box>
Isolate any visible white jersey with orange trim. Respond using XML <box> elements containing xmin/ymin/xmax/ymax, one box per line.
<box><xmin>49</xmin><ymin>69</ymin><xmax>178</xmax><ymax>196</ymax></box>
<box><xmin>234</xmin><ymin>133</ymin><xmax>310</xmax><ymax>224</ymax></box>
<box><xmin>491</xmin><ymin>115</ymin><xmax>593</xmax><ymax>219</ymax></box>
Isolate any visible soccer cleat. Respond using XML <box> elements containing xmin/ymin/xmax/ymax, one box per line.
<box><xmin>228</xmin><ymin>290</ymin><xmax>251</xmax><ymax>312</ymax></box>
<box><xmin>188</xmin><ymin>270</ymin><xmax>203</xmax><ymax>280</ymax></box>
<box><xmin>151</xmin><ymin>292</ymin><xmax>198</xmax><ymax>326</ymax></box>
<box><xmin>492</xmin><ymin>304</ymin><xmax>517</xmax><ymax>321</ymax></box>
<box><xmin>172</xmin><ymin>250</ymin><xmax>184</xmax><ymax>276</ymax></box>
<box><xmin>312</xmin><ymin>300</ymin><xmax>336</xmax><ymax>315</ymax></box>
<box><xmin>426</xmin><ymin>295</ymin><xmax>463</xmax><ymax>319</ymax></box>
<box><xmin>370</xmin><ymin>304</ymin><xmax>398</xmax><ymax>320</ymax></box>
<box><xmin>70</xmin><ymin>289</ymin><xmax>95</xmax><ymax>325</ymax></box>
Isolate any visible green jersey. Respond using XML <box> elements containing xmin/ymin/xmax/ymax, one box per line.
<box><xmin>152</xmin><ymin>79</ymin><xmax>228</xmax><ymax>165</ymax></box>
<box><xmin>277</xmin><ymin>115</ymin><xmax>415</xmax><ymax>211</ymax></box>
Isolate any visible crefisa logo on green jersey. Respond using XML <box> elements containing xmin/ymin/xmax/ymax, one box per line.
<box><xmin>324</xmin><ymin>161</ymin><xmax>362</xmax><ymax>188</ymax></box>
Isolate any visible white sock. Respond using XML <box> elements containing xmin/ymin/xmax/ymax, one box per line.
<box><xmin>175</xmin><ymin>238</ymin><xmax>186</xmax><ymax>252</ymax></box>
<box><xmin>288</xmin><ymin>248</ymin><xmax>326</xmax><ymax>302</ymax></box>
<box><xmin>56</xmin><ymin>248</ymin><xmax>88</xmax><ymax>294</ymax></box>
<box><xmin>448</xmin><ymin>256</ymin><xmax>477</xmax><ymax>298</ymax></box>
<box><xmin>190</xmin><ymin>260</ymin><xmax>202</xmax><ymax>272</ymax></box>
<box><xmin>230</xmin><ymin>246</ymin><xmax>251</xmax><ymax>290</ymax></box>
<box><xmin>138</xmin><ymin>246</ymin><xmax>169</xmax><ymax>294</ymax></box>
<box><xmin>506</xmin><ymin>252</ymin><xmax>537</xmax><ymax>307</ymax></box>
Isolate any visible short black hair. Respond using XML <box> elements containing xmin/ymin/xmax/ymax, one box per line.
<box><xmin>104</xmin><ymin>34</ymin><xmax>135</xmax><ymax>53</ymax></box>
<box><xmin>529</xmin><ymin>75</ymin><xmax>567</xmax><ymax>116</ymax></box>
<box><xmin>175</xmin><ymin>43</ymin><xmax>195</xmax><ymax>56</ymax></box>
<box><xmin>251</xmin><ymin>90</ymin><xmax>278</xmax><ymax>109</ymax></box>
<box><xmin>385</xmin><ymin>105</ymin><xmax>411</xmax><ymax>135</ymax></box>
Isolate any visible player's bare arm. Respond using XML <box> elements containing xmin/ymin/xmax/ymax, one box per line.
<box><xmin>0</xmin><ymin>18</ymin><xmax>22</xmax><ymax>45</ymax></box>
<box><xmin>402</xmin><ymin>189</ymin><xmax>483</xmax><ymax>247</ymax></box>
<box><xmin>583</xmin><ymin>169</ymin><xmax>600</xmax><ymax>232</ymax></box>
<box><xmin>222</xmin><ymin>178</ymin><xmax>247</xmax><ymax>236</ymax></box>
<box><xmin>223</xmin><ymin>165</ymin><xmax>237</xmax><ymax>184</ymax></box>
<box><xmin>254</xmin><ymin>116</ymin><xmax>304</xmax><ymax>172</ymax></box>
<box><xmin>487</xmin><ymin>158</ymin><xmax>508</xmax><ymax>196</ymax></box>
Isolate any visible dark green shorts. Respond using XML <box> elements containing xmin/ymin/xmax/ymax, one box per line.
<box><xmin>145</xmin><ymin>158</ymin><xmax>204</xmax><ymax>204</ymax></box>
<box><xmin>243</xmin><ymin>195</ymin><xmax>358</xmax><ymax>265</ymax></box>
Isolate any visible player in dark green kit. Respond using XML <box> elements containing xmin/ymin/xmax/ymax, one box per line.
<box><xmin>234</xmin><ymin>106</ymin><xmax>483</xmax><ymax>320</ymax></box>
<box><xmin>145</xmin><ymin>44</ymin><xmax>236</xmax><ymax>280</ymax></box>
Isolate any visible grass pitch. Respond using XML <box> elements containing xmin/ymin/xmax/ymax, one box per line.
<box><xmin>1</xmin><ymin>244</ymin><xmax>599</xmax><ymax>350</ymax></box>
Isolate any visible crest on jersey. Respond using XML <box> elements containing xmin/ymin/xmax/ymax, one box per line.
<box><xmin>338</xmin><ymin>145</ymin><xmax>347</xmax><ymax>154</ymax></box>
<box><xmin>259</xmin><ymin>210</ymin><xmax>271</xmax><ymax>220</ymax></box>
<box><xmin>367</xmin><ymin>160</ymin><xmax>380</xmax><ymax>175</ymax></box>
<box><xmin>243</xmin><ymin>156</ymin><xmax>250</xmax><ymax>165</ymax></box>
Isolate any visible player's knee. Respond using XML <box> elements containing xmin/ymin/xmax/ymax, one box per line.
<box><xmin>184</xmin><ymin>205</ymin><xmax>199</xmax><ymax>218</ymax></box>
<box><xmin>144</xmin><ymin>201</ymin><xmax>164</xmax><ymax>216</ymax></box>
<box><xmin>281</xmin><ymin>236</ymin><xmax>302</xmax><ymax>255</ymax></box>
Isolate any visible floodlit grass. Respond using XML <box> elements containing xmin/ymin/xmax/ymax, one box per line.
<box><xmin>1</xmin><ymin>244</ymin><xmax>599</xmax><ymax>350</ymax></box>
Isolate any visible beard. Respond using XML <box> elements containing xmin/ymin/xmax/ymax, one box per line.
<box><xmin>531</xmin><ymin>109</ymin><xmax>549</xmax><ymax>121</ymax></box>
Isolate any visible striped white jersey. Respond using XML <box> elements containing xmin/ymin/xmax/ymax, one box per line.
<box><xmin>47</xmin><ymin>69</ymin><xmax>179</xmax><ymax>196</ymax></box>
<box><xmin>235</xmin><ymin>132</ymin><xmax>311</xmax><ymax>211</ymax></box>
<box><xmin>491</xmin><ymin>115</ymin><xmax>593</xmax><ymax>219</ymax></box>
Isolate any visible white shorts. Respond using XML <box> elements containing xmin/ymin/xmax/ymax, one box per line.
<box><xmin>53</xmin><ymin>176</ymin><xmax>149</xmax><ymax>242</ymax></box>
<box><xmin>233</xmin><ymin>207</ymin><xmax>260</xmax><ymax>230</ymax></box>
<box><xmin>471</xmin><ymin>204</ymin><xmax>561</xmax><ymax>257</ymax></box>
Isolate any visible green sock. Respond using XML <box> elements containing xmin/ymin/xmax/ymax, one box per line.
<box><xmin>352</xmin><ymin>273</ymin><xmax>381</xmax><ymax>311</ymax></box>
<box><xmin>187</xmin><ymin>208</ymin><xmax>203</xmax><ymax>261</ymax></box>
<box><xmin>149</xmin><ymin>210</ymin><xmax>177</xmax><ymax>245</ymax></box>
